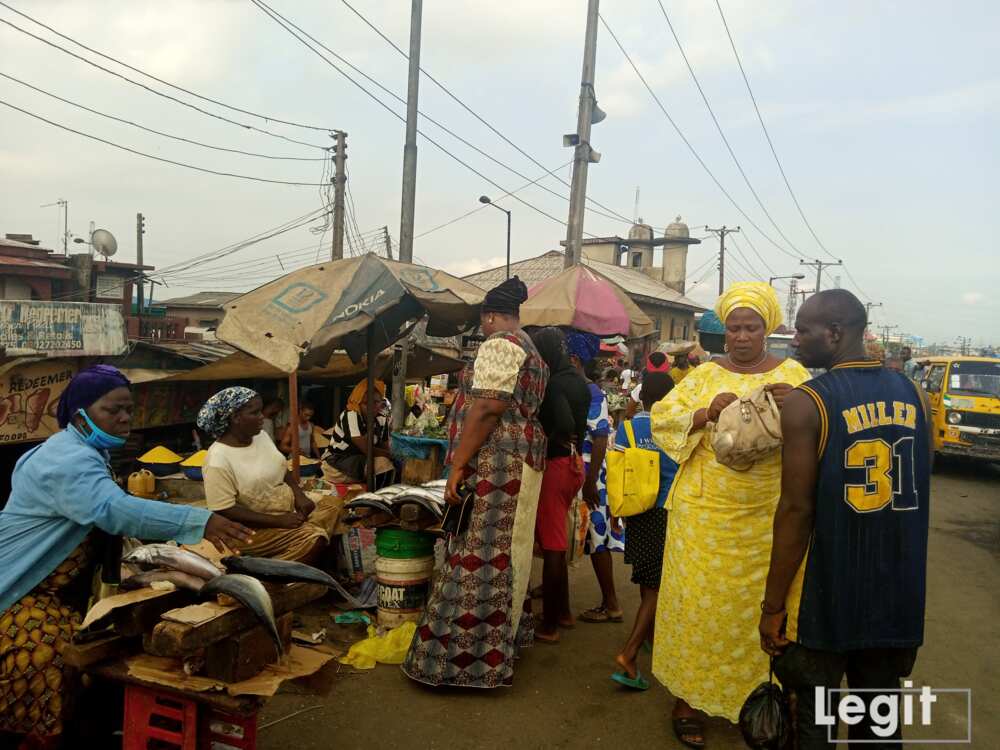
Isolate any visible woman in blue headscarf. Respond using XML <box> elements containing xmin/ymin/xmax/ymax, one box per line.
<box><xmin>0</xmin><ymin>365</ymin><xmax>251</xmax><ymax>743</ymax></box>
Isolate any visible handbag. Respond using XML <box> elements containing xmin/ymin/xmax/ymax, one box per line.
<box><xmin>606</xmin><ymin>420</ymin><xmax>661</xmax><ymax>518</ymax></box>
<box><xmin>441</xmin><ymin>480</ymin><xmax>475</xmax><ymax>536</ymax></box>
<box><xmin>711</xmin><ymin>385</ymin><xmax>783</xmax><ymax>471</ymax></box>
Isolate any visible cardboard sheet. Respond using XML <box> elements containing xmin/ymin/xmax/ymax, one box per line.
<box><xmin>161</xmin><ymin>601</ymin><xmax>232</xmax><ymax>626</ymax></box>
<box><xmin>125</xmin><ymin>645</ymin><xmax>334</xmax><ymax>696</ymax></box>
<box><xmin>80</xmin><ymin>587</ymin><xmax>173</xmax><ymax>631</ymax></box>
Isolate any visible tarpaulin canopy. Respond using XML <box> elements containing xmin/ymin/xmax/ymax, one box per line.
<box><xmin>217</xmin><ymin>254</ymin><xmax>484</xmax><ymax>373</ymax></box>
<box><xmin>519</xmin><ymin>265</ymin><xmax>654</xmax><ymax>338</ymax></box>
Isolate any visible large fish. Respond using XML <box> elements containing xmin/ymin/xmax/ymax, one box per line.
<box><xmin>123</xmin><ymin>544</ymin><xmax>222</xmax><ymax>580</ymax></box>
<box><xmin>120</xmin><ymin>570</ymin><xmax>206</xmax><ymax>593</ymax></box>
<box><xmin>200</xmin><ymin>574</ymin><xmax>282</xmax><ymax>655</ymax></box>
<box><xmin>221</xmin><ymin>556</ymin><xmax>338</xmax><ymax>588</ymax></box>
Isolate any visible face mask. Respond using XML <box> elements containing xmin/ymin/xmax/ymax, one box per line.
<box><xmin>74</xmin><ymin>408</ymin><xmax>127</xmax><ymax>450</ymax></box>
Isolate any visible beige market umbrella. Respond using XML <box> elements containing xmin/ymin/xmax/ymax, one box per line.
<box><xmin>217</xmin><ymin>254</ymin><xmax>484</xmax><ymax>487</ymax></box>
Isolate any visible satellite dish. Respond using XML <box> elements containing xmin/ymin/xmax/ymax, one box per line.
<box><xmin>91</xmin><ymin>229</ymin><xmax>117</xmax><ymax>258</ymax></box>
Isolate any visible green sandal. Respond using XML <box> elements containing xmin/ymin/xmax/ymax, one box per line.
<box><xmin>611</xmin><ymin>669</ymin><xmax>649</xmax><ymax>690</ymax></box>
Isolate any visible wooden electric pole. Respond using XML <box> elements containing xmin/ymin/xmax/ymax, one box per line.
<box><xmin>332</xmin><ymin>132</ymin><xmax>347</xmax><ymax>260</ymax></box>
<box><xmin>705</xmin><ymin>225</ymin><xmax>740</xmax><ymax>295</ymax></box>
<box><xmin>136</xmin><ymin>213</ymin><xmax>145</xmax><ymax>335</ymax></box>
<box><xmin>800</xmin><ymin>258</ymin><xmax>843</xmax><ymax>292</ymax></box>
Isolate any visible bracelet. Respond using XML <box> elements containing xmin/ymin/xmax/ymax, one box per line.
<box><xmin>760</xmin><ymin>600</ymin><xmax>785</xmax><ymax>615</ymax></box>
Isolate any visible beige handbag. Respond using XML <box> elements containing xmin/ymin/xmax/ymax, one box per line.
<box><xmin>711</xmin><ymin>386</ymin><xmax>783</xmax><ymax>470</ymax></box>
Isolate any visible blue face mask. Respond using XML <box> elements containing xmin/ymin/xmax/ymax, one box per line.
<box><xmin>75</xmin><ymin>408</ymin><xmax>127</xmax><ymax>450</ymax></box>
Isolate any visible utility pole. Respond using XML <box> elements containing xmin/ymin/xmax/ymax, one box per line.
<box><xmin>383</xmin><ymin>226</ymin><xmax>393</xmax><ymax>260</ymax></box>
<box><xmin>800</xmin><ymin>258</ymin><xmax>842</xmax><ymax>292</ymax></box>
<box><xmin>864</xmin><ymin>301</ymin><xmax>882</xmax><ymax>331</ymax></box>
<box><xmin>397</xmin><ymin>0</ymin><xmax>423</xmax><ymax>264</ymax></box>
<box><xmin>41</xmin><ymin>199</ymin><xmax>68</xmax><ymax>254</ymax></box>
<box><xmin>879</xmin><ymin>324</ymin><xmax>898</xmax><ymax>349</ymax></box>
<box><xmin>563</xmin><ymin>0</ymin><xmax>602</xmax><ymax>268</ymax></box>
<box><xmin>955</xmin><ymin>336</ymin><xmax>972</xmax><ymax>356</ymax></box>
<box><xmin>392</xmin><ymin>0</ymin><xmax>423</xmax><ymax>431</ymax></box>
<box><xmin>705</xmin><ymin>225</ymin><xmax>741</xmax><ymax>295</ymax></box>
<box><xmin>136</xmin><ymin>213</ymin><xmax>145</xmax><ymax>336</ymax></box>
<box><xmin>331</xmin><ymin>132</ymin><xmax>347</xmax><ymax>260</ymax></box>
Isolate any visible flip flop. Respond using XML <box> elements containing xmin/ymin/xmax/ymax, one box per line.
<box><xmin>672</xmin><ymin>716</ymin><xmax>706</xmax><ymax>749</ymax></box>
<box><xmin>611</xmin><ymin>669</ymin><xmax>649</xmax><ymax>691</ymax></box>
<box><xmin>579</xmin><ymin>605</ymin><xmax>624</xmax><ymax>623</ymax></box>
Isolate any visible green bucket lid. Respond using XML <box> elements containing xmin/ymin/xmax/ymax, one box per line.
<box><xmin>376</xmin><ymin>528</ymin><xmax>436</xmax><ymax>559</ymax></box>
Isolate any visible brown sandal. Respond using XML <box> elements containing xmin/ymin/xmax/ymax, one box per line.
<box><xmin>579</xmin><ymin>605</ymin><xmax>624</xmax><ymax>623</ymax></box>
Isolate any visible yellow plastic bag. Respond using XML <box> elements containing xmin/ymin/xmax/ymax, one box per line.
<box><xmin>338</xmin><ymin>621</ymin><xmax>416</xmax><ymax>670</ymax></box>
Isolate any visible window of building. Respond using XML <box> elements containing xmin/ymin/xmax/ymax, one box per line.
<box><xmin>95</xmin><ymin>273</ymin><xmax>122</xmax><ymax>299</ymax></box>
<box><xmin>631</xmin><ymin>253</ymin><xmax>642</xmax><ymax>267</ymax></box>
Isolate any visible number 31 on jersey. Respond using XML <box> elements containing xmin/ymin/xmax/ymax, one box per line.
<box><xmin>843</xmin><ymin>437</ymin><xmax>918</xmax><ymax>513</ymax></box>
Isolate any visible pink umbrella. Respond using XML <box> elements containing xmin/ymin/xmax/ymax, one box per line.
<box><xmin>519</xmin><ymin>265</ymin><xmax>654</xmax><ymax>337</ymax></box>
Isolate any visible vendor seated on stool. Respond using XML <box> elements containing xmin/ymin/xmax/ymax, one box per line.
<box><xmin>199</xmin><ymin>387</ymin><xmax>340</xmax><ymax>563</ymax></box>
<box><xmin>279</xmin><ymin>400</ymin><xmax>322</xmax><ymax>459</ymax></box>
<box><xmin>322</xmin><ymin>379</ymin><xmax>395</xmax><ymax>488</ymax></box>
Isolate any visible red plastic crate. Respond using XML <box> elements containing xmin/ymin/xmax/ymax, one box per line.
<box><xmin>123</xmin><ymin>685</ymin><xmax>198</xmax><ymax>750</ymax></box>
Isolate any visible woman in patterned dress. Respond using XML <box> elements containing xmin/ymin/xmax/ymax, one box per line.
<box><xmin>0</xmin><ymin>366</ymin><xmax>250</xmax><ymax>746</ymax></box>
<box><xmin>402</xmin><ymin>277</ymin><xmax>548</xmax><ymax>689</ymax></box>
<box><xmin>649</xmin><ymin>283</ymin><xmax>810</xmax><ymax>748</ymax></box>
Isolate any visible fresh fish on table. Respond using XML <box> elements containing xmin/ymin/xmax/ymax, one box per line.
<box><xmin>221</xmin><ymin>556</ymin><xmax>338</xmax><ymax>588</ymax></box>
<box><xmin>200</xmin><ymin>574</ymin><xmax>282</xmax><ymax>655</ymax></box>
<box><xmin>120</xmin><ymin>570</ymin><xmax>206</xmax><ymax>593</ymax></box>
<box><xmin>122</xmin><ymin>544</ymin><xmax>222</xmax><ymax>580</ymax></box>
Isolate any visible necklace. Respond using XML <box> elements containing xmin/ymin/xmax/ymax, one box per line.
<box><xmin>726</xmin><ymin>350</ymin><xmax>769</xmax><ymax>371</ymax></box>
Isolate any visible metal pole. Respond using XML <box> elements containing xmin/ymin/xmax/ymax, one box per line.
<box><xmin>392</xmin><ymin>0</ymin><xmax>422</xmax><ymax>431</ymax></box>
<box><xmin>718</xmin><ymin>227</ymin><xmax>726</xmax><ymax>295</ymax></box>
<box><xmin>63</xmin><ymin>200</ymin><xmax>68</xmax><ymax>255</ymax></box>
<box><xmin>815</xmin><ymin>263</ymin><xmax>822</xmax><ymax>293</ymax></box>
<box><xmin>384</xmin><ymin>226</ymin><xmax>393</xmax><ymax>260</ymax></box>
<box><xmin>332</xmin><ymin>132</ymin><xmax>347</xmax><ymax>260</ymax></box>
<box><xmin>397</xmin><ymin>0</ymin><xmax>423</xmax><ymax>264</ymax></box>
<box><xmin>505</xmin><ymin>209</ymin><xmax>511</xmax><ymax>280</ymax></box>
<box><xmin>563</xmin><ymin>0</ymin><xmax>600</xmax><ymax>268</ymax></box>
<box><xmin>136</xmin><ymin>213</ymin><xmax>144</xmax><ymax>336</ymax></box>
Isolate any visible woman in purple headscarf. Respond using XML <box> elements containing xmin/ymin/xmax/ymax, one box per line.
<box><xmin>0</xmin><ymin>365</ymin><xmax>251</xmax><ymax>744</ymax></box>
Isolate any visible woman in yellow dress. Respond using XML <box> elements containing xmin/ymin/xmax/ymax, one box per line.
<box><xmin>650</xmin><ymin>283</ymin><xmax>810</xmax><ymax>748</ymax></box>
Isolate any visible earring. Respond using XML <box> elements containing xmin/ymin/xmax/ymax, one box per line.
<box><xmin>724</xmin><ymin>341</ymin><xmax>729</xmax><ymax>353</ymax></box>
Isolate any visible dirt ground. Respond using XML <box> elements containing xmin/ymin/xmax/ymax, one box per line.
<box><xmin>260</xmin><ymin>460</ymin><xmax>999</xmax><ymax>749</ymax></box>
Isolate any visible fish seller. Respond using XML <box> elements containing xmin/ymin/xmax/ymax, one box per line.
<box><xmin>198</xmin><ymin>386</ymin><xmax>342</xmax><ymax>563</ymax></box>
<box><xmin>0</xmin><ymin>365</ymin><xmax>252</xmax><ymax>744</ymax></box>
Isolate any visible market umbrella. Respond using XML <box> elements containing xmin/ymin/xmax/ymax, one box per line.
<box><xmin>217</xmin><ymin>254</ymin><xmax>485</xmax><ymax>488</ymax></box>
<box><xmin>519</xmin><ymin>264</ymin><xmax>654</xmax><ymax>338</ymax></box>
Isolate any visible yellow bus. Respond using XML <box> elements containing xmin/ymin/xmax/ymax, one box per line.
<box><xmin>919</xmin><ymin>356</ymin><xmax>1000</xmax><ymax>464</ymax></box>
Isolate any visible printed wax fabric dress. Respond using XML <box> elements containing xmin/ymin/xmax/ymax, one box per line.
<box><xmin>649</xmin><ymin>359</ymin><xmax>809</xmax><ymax>721</ymax></box>
<box><xmin>0</xmin><ymin>538</ymin><xmax>93</xmax><ymax>736</ymax></box>
<box><xmin>403</xmin><ymin>329</ymin><xmax>548</xmax><ymax>688</ymax></box>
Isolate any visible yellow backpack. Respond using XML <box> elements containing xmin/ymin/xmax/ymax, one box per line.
<box><xmin>606</xmin><ymin>420</ymin><xmax>661</xmax><ymax>517</ymax></box>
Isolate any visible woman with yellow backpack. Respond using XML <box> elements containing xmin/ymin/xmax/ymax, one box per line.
<box><xmin>606</xmin><ymin>353</ymin><xmax>678</xmax><ymax>691</ymax></box>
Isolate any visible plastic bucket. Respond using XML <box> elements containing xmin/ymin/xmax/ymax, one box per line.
<box><xmin>375</xmin><ymin>529</ymin><xmax>435</xmax><ymax>559</ymax></box>
<box><xmin>375</xmin><ymin>554</ymin><xmax>434</xmax><ymax>629</ymax></box>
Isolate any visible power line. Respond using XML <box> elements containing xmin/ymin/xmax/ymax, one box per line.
<box><xmin>251</xmin><ymin>0</ymin><xmax>583</xmax><ymax>233</ymax></box>
<box><xmin>598</xmin><ymin>14</ymin><xmax>799</xmax><ymax>265</ymax></box>
<box><xmin>653</xmin><ymin>1</ymin><xmax>803</xmax><ymax>260</ymax></box>
<box><xmin>338</xmin><ymin>0</ymin><xmax>641</xmax><ymax>229</ymax></box>
<box><xmin>728</xmin><ymin>232</ymin><xmax>776</xmax><ymax>277</ymax></box>
<box><xmin>0</xmin><ymin>71</ymin><xmax>327</xmax><ymax>161</ymax></box>
<box><xmin>0</xmin><ymin>98</ymin><xmax>328</xmax><ymax>186</ymax></box>
<box><xmin>713</xmin><ymin>0</ymin><xmax>831</xmax><ymax>262</ymax></box>
<box><xmin>0</xmin><ymin>15</ymin><xmax>329</xmax><ymax>150</ymax></box>
<box><xmin>0</xmin><ymin>0</ymin><xmax>336</xmax><ymax>132</ymax></box>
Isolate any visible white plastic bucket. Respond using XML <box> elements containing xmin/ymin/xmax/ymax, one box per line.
<box><xmin>375</xmin><ymin>554</ymin><xmax>434</xmax><ymax>629</ymax></box>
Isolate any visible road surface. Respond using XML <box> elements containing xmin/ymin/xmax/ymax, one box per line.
<box><xmin>262</xmin><ymin>459</ymin><xmax>998</xmax><ymax>748</ymax></box>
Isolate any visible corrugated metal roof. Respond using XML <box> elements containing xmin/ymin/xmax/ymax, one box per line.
<box><xmin>464</xmin><ymin>251</ymin><xmax>705</xmax><ymax>311</ymax></box>
<box><xmin>161</xmin><ymin>291</ymin><xmax>243</xmax><ymax>307</ymax></box>
<box><xmin>0</xmin><ymin>254</ymin><xmax>72</xmax><ymax>273</ymax></box>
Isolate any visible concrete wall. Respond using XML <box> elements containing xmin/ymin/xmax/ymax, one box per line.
<box><xmin>164</xmin><ymin>305</ymin><xmax>225</xmax><ymax>328</ymax></box>
<box><xmin>637</xmin><ymin>302</ymin><xmax>696</xmax><ymax>344</ymax></box>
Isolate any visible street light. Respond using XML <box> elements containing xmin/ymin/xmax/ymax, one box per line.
<box><xmin>479</xmin><ymin>195</ymin><xmax>511</xmax><ymax>280</ymax></box>
<box><xmin>768</xmin><ymin>273</ymin><xmax>806</xmax><ymax>286</ymax></box>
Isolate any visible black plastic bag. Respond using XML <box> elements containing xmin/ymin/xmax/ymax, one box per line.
<box><xmin>739</xmin><ymin>671</ymin><xmax>791</xmax><ymax>749</ymax></box>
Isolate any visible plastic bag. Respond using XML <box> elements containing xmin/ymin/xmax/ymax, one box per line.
<box><xmin>739</xmin><ymin>677</ymin><xmax>791</xmax><ymax>749</ymax></box>
<box><xmin>338</xmin><ymin>621</ymin><xmax>416</xmax><ymax>670</ymax></box>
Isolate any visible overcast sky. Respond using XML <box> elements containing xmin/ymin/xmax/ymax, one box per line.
<box><xmin>0</xmin><ymin>0</ymin><xmax>995</xmax><ymax>344</ymax></box>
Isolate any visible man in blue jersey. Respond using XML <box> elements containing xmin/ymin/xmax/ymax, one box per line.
<box><xmin>759</xmin><ymin>290</ymin><xmax>933</xmax><ymax>748</ymax></box>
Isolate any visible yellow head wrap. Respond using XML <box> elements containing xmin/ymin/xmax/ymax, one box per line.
<box><xmin>346</xmin><ymin>379</ymin><xmax>387</xmax><ymax>413</ymax></box>
<box><xmin>714</xmin><ymin>282</ymin><xmax>783</xmax><ymax>336</ymax></box>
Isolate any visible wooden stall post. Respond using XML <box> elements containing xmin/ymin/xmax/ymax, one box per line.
<box><xmin>289</xmin><ymin>371</ymin><xmax>300</xmax><ymax>482</ymax></box>
<box><xmin>366</xmin><ymin>325</ymin><xmax>377</xmax><ymax>491</ymax></box>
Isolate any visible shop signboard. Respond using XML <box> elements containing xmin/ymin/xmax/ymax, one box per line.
<box><xmin>0</xmin><ymin>300</ymin><xmax>127</xmax><ymax>357</ymax></box>
<box><xmin>0</xmin><ymin>359</ymin><xmax>78</xmax><ymax>444</ymax></box>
